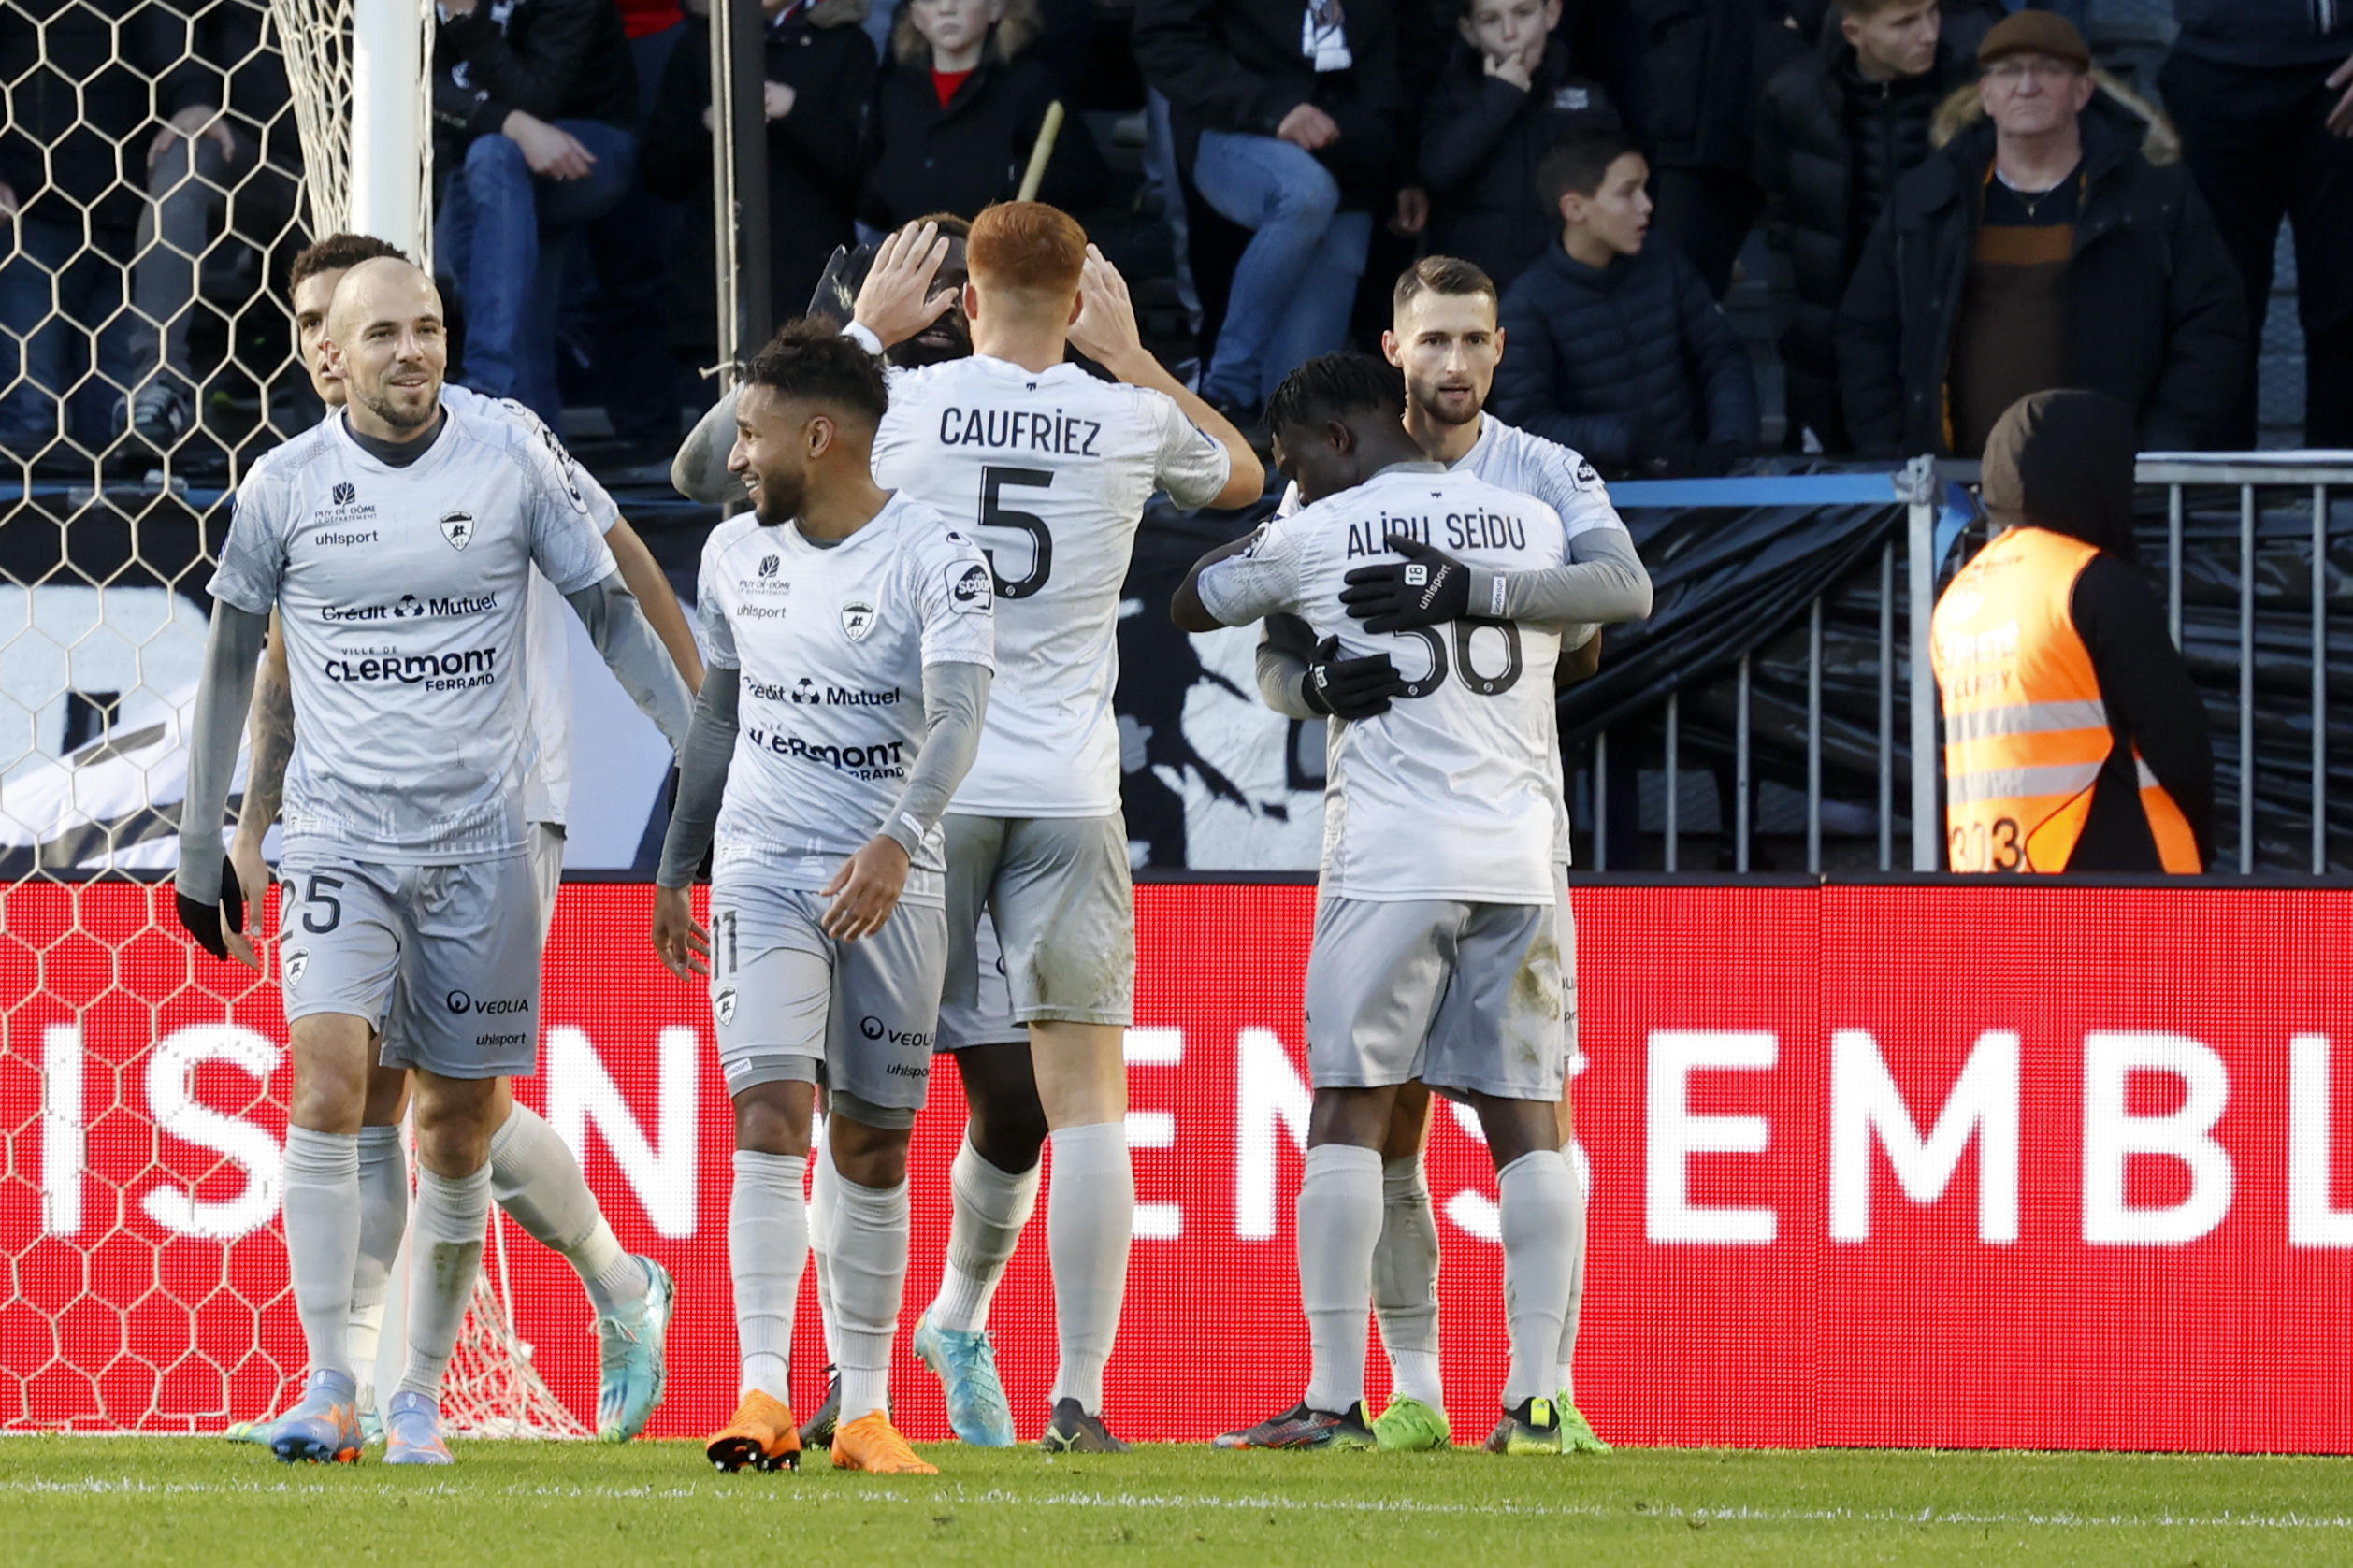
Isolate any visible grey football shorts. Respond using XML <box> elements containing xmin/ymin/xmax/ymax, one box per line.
<box><xmin>278</xmin><ymin>849</ymin><xmax>543</xmax><ymax>1080</ymax></box>
<box><xmin>376</xmin><ymin>823</ymin><xmax>564</xmax><ymax>1076</ymax></box>
<box><xmin>936</xmin><ymin>908</ymin><xmax>1025</xmax><ymax>1051</ymax></box>
<box><xmin>1304</xmin><ymin>885</ymin><xmax>1566</xmax><ymax>1104</ymax></box>
<box><xmin>1426</xmin><ymin>864</ymin><xmax>1581</xmax><ymax>1082</ymax></box>
<box><xmin>943</xmin><ymin>812</ymin><xmax>1134</xmax><ymax>1028</ymax></box>
<box><xmin>708</xmin><ymin>876</ymin><xmax>946</xmax><ymax>1129</ymax></box>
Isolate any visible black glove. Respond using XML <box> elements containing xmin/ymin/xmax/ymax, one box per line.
<box><xmin>1339</xmin><ymin>535</ymin><xmax>1472</xmax><ymax>634</ymax></box>
<box><xmin>174</xmin><ymin>855</ymin><xmax>246</xmax><ymax>961</ymax></box>
<box><xmin>1301</xmin><ymin>635</ymin><xmax>1407</xmax><ymax>721</ymax></box>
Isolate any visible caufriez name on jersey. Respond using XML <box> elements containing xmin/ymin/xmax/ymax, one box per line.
<box><xmin>747</xmin><ymin>677</ymin><xmax>902</xmax><ymax>708</ymax></box>
<box><xmin>743</xmin><ymin>726</ymin><xmax>908</xmax><ymax>779</ymax></box>
<box><xmin>1344</xmin><ymin>508</ymin><xmax>1530</xmax><ymax>560</ymax></box>
<box><xmin>936</xmin><ymin>405</ymin><xmax>1103</xmax><ymax>456</ymax></box>
<box><xmin>322</xmin><ymin>646</ymin><xmax>498</xmax><ymax>690</ymax></box>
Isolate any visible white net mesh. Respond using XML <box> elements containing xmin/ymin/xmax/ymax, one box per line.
<box><xmin>2</xmin><ymin>0</ymin><xmax>572</xmax><ymax>1438</ymax></box>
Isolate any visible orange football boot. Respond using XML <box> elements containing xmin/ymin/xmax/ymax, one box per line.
<box><xmin>830</xmin><ymin>1411</ymin><xmax>938</xmax><ymax>1474</ymax></box>
<box><xmin>705</xmin><ymin>1389</ymin><xmax>801</xmax><ymax>1472</ymax></box>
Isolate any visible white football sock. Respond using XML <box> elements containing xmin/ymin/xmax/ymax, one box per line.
<box><xmin>808</xmin><ymin>1115</ymin><xmax>839</xmax><ymax>1367</ymax></box>
<box><xmin>397</xmin><ymin>1160</ymin><xmax>491</xmax><ymax>1403</ymax></box>
<box><xmin>489</xmin><ymin>1100</ymin><xmax>648</xmax><ymax>1317</ymax></box>
<box><xmin>1046</xmin><ymin>1120</ymin><xmax>1132</xmax><ymax>1413</ymax></box>
<box><xmin>1299</xmin><ymin>1143</ymin><xmax>1382</xmax><ymax>1416</ymax></box>
<box><xmin>825</xmin><ymin>1164</ymin><xmax>910</xmax><ymax>1423</ymax></box>
<box><xmin>1371</xmin><ymin>1155</ymin><xmax>1443</xmax><ymax>1409</ymax></box>
<box><xmin>930</xmin><ymin>1138</ymin><xmax>1040</xmax><ymax>1334</ymax></box>
<box><xmin>347</xmin><ymin>1124</ymin><xmax>407</xmax><ymax>1378</ymax></box>
<box><xmin>1556</xmin><ymin>1139</ymin><xmax>1586</xmax><ymax>1403</ymax></box>
<box><xmin>282</xmin><ymin>1127</ymin><xmax>362</xmax><ymax>1379</ymax></box>
<box><xmin>1497</xmin><ymin>1148</ymin><xmax>1575</xmax><ymax>1410</ymax></box>
<box><xmin>729</xmin><ymin>1149</ymin><xmax>807</xmax><ymax>1404</ymax></box>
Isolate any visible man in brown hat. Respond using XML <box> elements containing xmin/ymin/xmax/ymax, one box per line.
<box><xmin>1835</xmin><ymin>10</ymin><xmax>2247</xmax><ymax>458</ymax></box>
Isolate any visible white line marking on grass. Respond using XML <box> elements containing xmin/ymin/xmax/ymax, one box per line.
<box><xmin>11</xmin><ymin>1476</ymin><xmax>2353</xmax><ymax>1533</ymax></box>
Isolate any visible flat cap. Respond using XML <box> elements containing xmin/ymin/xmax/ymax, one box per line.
<box><xmin>1979</xmin><ymin>9</ymin><xmax>2091</xmax><ymax>72</ymax></box>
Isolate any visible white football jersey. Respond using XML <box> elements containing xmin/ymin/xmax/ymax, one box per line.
<box><xmin>871</xmin><ymin>354</ymin><xmax>1231</xmax><ymax>816</ymax></box>
<box><xmin>1273</xmin><ymin>413</ymin><xmax>1613</xmax><ymax>870</ymax></box>
<box><xmin>440</xmin><ymin>385</ymin><xmax>625</xmax><ymax>828</ymax></box>
<box><xmin>698</xmin><ymin>496</ymin><xmax>995</xmax><ymax>902</ymax></box>
<box><xmin>210</xmin><ymin>400</ymin><xmax>617</xmax><ymax>863</ymax></box>
<box><xmin>1198</xmin><ymin>465</ymin><xmax>1566</xmax><ymax>903</ymax></box>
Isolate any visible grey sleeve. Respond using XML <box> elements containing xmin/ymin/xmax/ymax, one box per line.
<box><xmin>1255</xmin><ymin>616</ymin><xmax>1320</xmax><ymax>721</ymax></box>
<box><xmin>671</xmin><ymin>386</ymin><xmax>743</xmax><ymax>505</ymax></box>
<box><xmin>1463</xmin><ymin>527</ymin><xmax>1653</xmax><ymax>628</ymax></box>
<box><xmin>174</xmin><ymin>602</ymin><xmax>270</xmax><ymax>906</ymax></box>
<box><xmin>565</xmin><ymin>570</ymin><xmax>696</xmax><ymax>751</ymax></box>
<box><xmin>880</xmin><ymin>660</ymin><xmax>991</xmax><ymax>857</ymax></box>
<box><xmin>656</xmin><ymin>669</ymin><xmax>740</xmax><ymax>889</ymax></box>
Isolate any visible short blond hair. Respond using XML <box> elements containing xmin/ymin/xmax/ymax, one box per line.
<box><xmin>892</xmin><ymin>0</ymin><xmax>1040</xmax><ymax>66</ymax></box>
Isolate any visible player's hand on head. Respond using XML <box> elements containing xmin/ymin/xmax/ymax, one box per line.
<box><xmin>174</xmin><ymin>855</ymin><xmax>252</xmax><ymax>968</ymax></box>
<box><xmin>1340</xmin><ymin>535</ymin><xmax>1472</xmax><ymax>633</ymax></box>
<box><xmin>652</xmin><ymin>885</ymin><xmax>711</xmax><ymax>980</ymax></box>
<box><xmin>1304</xmin><ymin>634</ymin><xmax>1407</xmax><ymax>721</ymax></box>
<box><xmin>820</xmin><ymin>835</ymin><xmax>910</xmax><ymax>942</ymax></box>
<box><xmin>1068</xmin><ymin>245</ymin><xmax>1143</xmax><ymax>367</ymax></box>
<box><xmin>854</xmin><ymin>220</ymin><xmax>959</xmax><ymax>349</ymax></box>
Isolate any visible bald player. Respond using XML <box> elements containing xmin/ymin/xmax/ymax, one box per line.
<box><xmin>173</xmin><ymin>258</ymin><xmax>694</xmax><ymax>1466</ymax></box>
<box><xmin>215</xmin><ymin>234</ymin><xmax>705</xmax><ymax>1451</ymax></box>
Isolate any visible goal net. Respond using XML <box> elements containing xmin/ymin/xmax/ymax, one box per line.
<box><xmin>1</xmin><ymin>0</ymin><xmax>579</xmax><ymax>1438</ymax></box>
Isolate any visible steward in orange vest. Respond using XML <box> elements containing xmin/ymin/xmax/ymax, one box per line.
<box><xmin>1931</xmin><ymin>389</ymin><xmax>2213</xmax><ymax>872</ymax></box>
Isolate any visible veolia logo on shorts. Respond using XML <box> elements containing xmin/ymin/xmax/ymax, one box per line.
<box><xmin>283</xmin><ymin>948</ymin><xmax>309</xmax><ymax>989</ymax></box>
<box><xmin>841</xmin><ymin>600</ymin><xmax>877</xmax><ymax>641</ymax></box>
<box><xmin>445</xmin><ymin>989</ymin><xmax>527</xmax><ymax>1015</ymax></box>
<box><xmin>715</xmin><ymin>986</ymin><xmax>738</xmax><ymax>1027</ymax></box>
<box><xmin>861</xmin><ymin>1015</ymin><xmax>935</xmax><ymax>1050</ymax></box>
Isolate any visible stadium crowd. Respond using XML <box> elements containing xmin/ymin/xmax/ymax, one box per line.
<box><xmin>2</xmin><ymin>0</ymin><xmax>2349</xmax><ymax>470</ymax></box>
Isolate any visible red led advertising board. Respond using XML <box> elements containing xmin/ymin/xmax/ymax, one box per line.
<box><xmin>5</xmin><ymin>880</ymin><xmax>2351</xmax><ymax>1449</ymax></box>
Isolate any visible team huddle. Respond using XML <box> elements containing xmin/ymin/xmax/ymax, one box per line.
<box><xmin>172</xmin><ymin>199</ymin><xmax>1653</xmax><ymax>1466</ymax></box>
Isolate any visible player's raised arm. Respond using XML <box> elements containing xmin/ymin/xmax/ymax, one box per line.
<box><xmin>1340</xmin><ymin>500</ymin><xmax>1653</xmax><ymax>634</ymax></box>
<box><xmin>850</xmin><ymin>219</ymin><xmax>961</xmax><ymax>352</ymax></box>
<box><xmin>1069</xmin><ymin>245</ymin><xmax>1263</xmax><ymax>510</ymax></box>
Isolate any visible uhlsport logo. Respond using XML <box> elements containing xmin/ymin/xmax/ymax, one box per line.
<box><xmin>440</xmin><ymin>511</ymin><xmax>476</xmax><ymax>550</ymax></box>
<box><xmin>715</xmin><ymin>986</ymin><xmax>738</xmax><ymax>1027</ymax></box>
<box><xmin>841</xmin><ymin>599</ymin><xmax>877</xmax><ymax>641</ymax></box>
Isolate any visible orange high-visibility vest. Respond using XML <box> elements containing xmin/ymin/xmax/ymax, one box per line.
<box><xmin>1930</xmin><ymin>526</ymin><xmax>2201</xmax><ymax>873</ymax></box>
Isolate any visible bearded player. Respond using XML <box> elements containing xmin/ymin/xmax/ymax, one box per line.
<box><xmin>174</xmin><ymin>257</ymin><xmax>694</xmax><ymax>1464</ymax></box>
<box><xmin>653</xmin><ymin>321</ymin><xmax>994</xmax><ymax>1474</ymax></box>
<box><xmin>214</xmin><ymin>235</ymin><xmax>704</xmax><ymax>1450</ymax></box>
<box><xmin>1249</xmin><ymin>256</ymin><xmax>1648</xmax><ymax>1452</ymax></box>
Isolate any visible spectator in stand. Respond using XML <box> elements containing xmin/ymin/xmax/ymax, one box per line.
<box><xmin>859</xmin><ymin>0</ymin><xmax>1108</xmax><ymax>231</ymax></box>
<box><xmin>643</xmin><ymin>0</ymin><xmax>875</xmax><ymax>330</ymax></box>
<box><xmin>1754</xmin><ymin>0</ymin><xmax>1991</xmax><ymax>453</ymax></box>
<box><xmin>1133</xmin><ymin>0</ymin><xmax>1404</xmax><ymax>422</ymax></box>
<box><xmin>1418</xmin><ymin>0</ymin><xmax>1618</xmax><ymax>295</ymax></box>
<box><xmin>0</xmin><ymin>0</ymin><xmax>180</xmax><ymax>460</ymax></box>
<box><xmin>1494</xmin><ymin>128</ymin><xmax>1758</xmax><ymax>477</ymax></box>
<box><xmin>432</xmin><ymin>0</ymin><xmax>641</xmax><ymax>425</ymax></box>
<box><xmin>1835</xmin><ymin>11</ymin><xmax>2246</xmax><ymax>458</ymax></box>
<box><xmin>2159</xmin><ymin>0</ymin><xmax>2353</xmax><ymax>447</ymax></box>
<box><xmin>127</xmin><ymin>0</ymin><xmax>301</xmax><ymax>456</ymax></box>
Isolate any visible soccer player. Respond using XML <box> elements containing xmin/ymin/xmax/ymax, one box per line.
<box><xmin>651</xmin><ymin>321</ymin><xmax>994</xmax><ymax>1475</ymax></box>
<box><xmin>1249</xmin><ymin>255</ymin><xmax>1646</xmax><ymax>1452</ymax></box>
<box><xmin>217</xmin><ymin>234</ymin><xmax>702</xmax><ymax>1449</ymax></box>
<box><xmin>837</xmin><ymin>204</ymin><xmax>1263</xmax><ymax>1451</ymax></box>
<box><xmin>1174</xmin><ymin>353</ymin><xmax>1581</xmax><ymax>1455</ymax></box>
<box><xmin>172</xmin><ymin>257</ymin><xmax>695</xmax><ymax>1465</ymax></box>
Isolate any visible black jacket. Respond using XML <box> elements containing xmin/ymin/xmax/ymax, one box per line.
<box><xmin>433</xmin><ymin>0</ymin><xmax>638</xmax><ymax>157</ymax></box>
<box><xmin>0</xmin><ymin>0</ymin><xmax>181</xmax><ymax>232</ymax></box>
<box><xmin>642</xmin><ymin>7</ymin><xmax>874</xmax><ymax>324</ymax></box>
<box><xmin>858</xmin><ymin>53</ymin><xmax>1108</xmax><ymax>231</ymax></box>
<box><xmin>1133</xmin><ymin>0</ymin><xmax>1403</xmax><ymax>206</ymax></box>
<box><xmin>1628</xmin><ymin>0</ymin><xmax>1807</xmax><ymax>173</ymax></box>
<box><xmin>1493</xmin><ymin>239</ymin><xmax>1760</xmax><ymax>474</ymax></box>
<box><xmin>1835</xmin><ymin>78</ymin><xmax>2249</xmax><ymax>457</ymax></box>
<box><xmin>1754</xmin><ymin>27</ymin><xmax>1984</xmax><ymax>449</ymax></box>
<box><xmin>1419</xmin><ymin>36</ymin><xmax>1613</xmax><ymax>294</ymax></box>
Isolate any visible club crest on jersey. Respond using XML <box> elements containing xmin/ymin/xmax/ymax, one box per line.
<box><xmin>715</xmin><ymin>986</ymin><xmax>737</xmax><ymax>1027</ymax></box>
<box><xmin>283</xmin><ymin>948</ymin><xmax>310</xmax><ymax>990</ymax></box>
<box><xmin>948</xmin><ymin>561</ymin><xmax>992</xmax><ymax>614</ymax></box>
<box><xmin>440</xmin><ymin>511</ymin><xmax>477</xmax><ymax>551</ymax></box>
<box><xmin>841</xmin><ymin>599</ymin><xmax>877</xmax><ymax>641</ymax></box>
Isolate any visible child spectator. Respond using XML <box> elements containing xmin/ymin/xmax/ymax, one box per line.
<box><xmin>1493</xmin><ymin>128</ymin><xmax>1758</xmax><ymax>477</ymax></box>
<box><xmin>1754</xmin><ymin>0</ymin><xmax>1989</xmax><ymax>453</ymax></box>
<box><xmin>859</xmin><ymin>0</ymin><xmax>1106</xmax><ymax>231</ymax></box>
<box><xmin>1419</xmin><ymin>0</ymin><xmax>1616</xmax><ymax>294</ymax></box>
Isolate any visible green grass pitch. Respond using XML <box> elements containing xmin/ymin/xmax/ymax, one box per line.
<box><xmin>6</xmin><ymin>1438</ymin><xmax>2351</xmax><ymax>1565</ymax></box>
